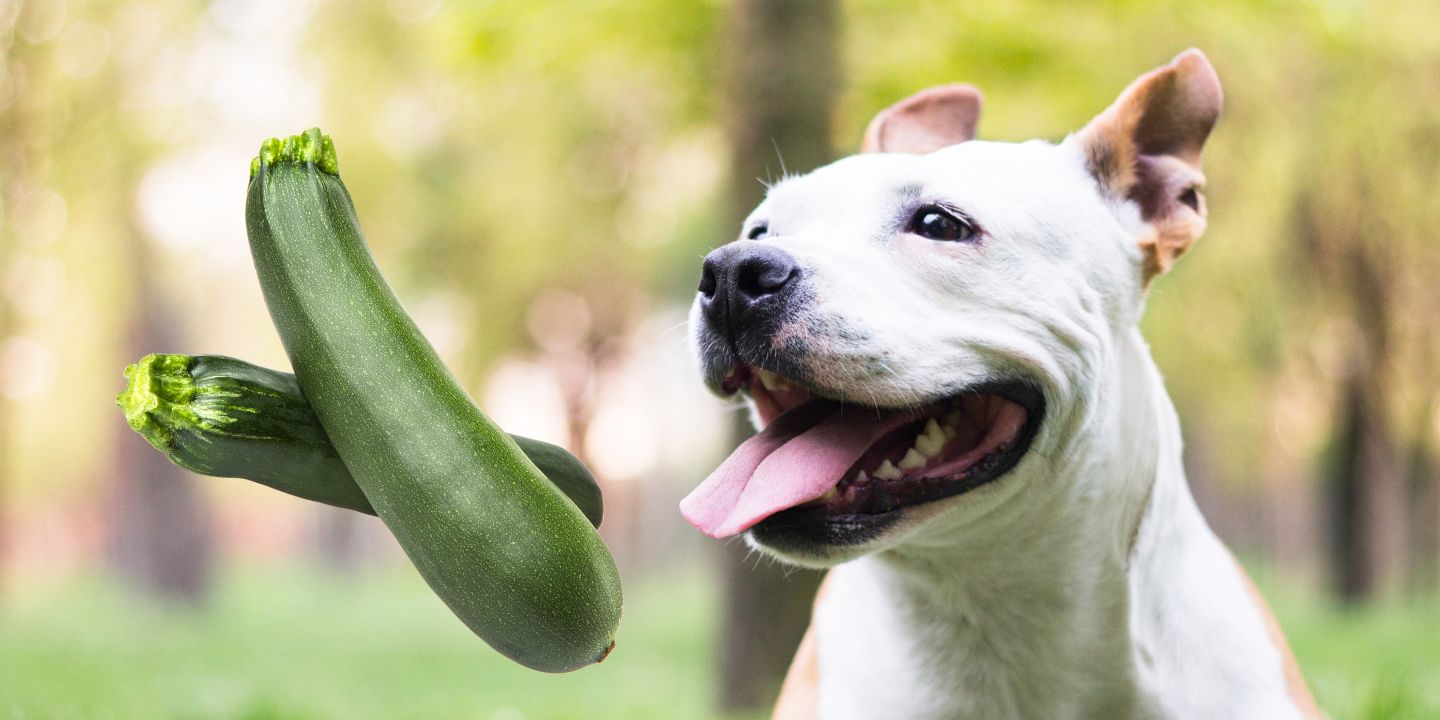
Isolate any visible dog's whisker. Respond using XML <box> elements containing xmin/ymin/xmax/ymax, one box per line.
<box><xmin>771</xmin><ymin>137</ymin><xmax>789</xmax><ymax>180</ymax></box>
<box><xmin>659</xmin><ymin>320</ymin><xmax>691</xmax><ymax>340</ymax></box>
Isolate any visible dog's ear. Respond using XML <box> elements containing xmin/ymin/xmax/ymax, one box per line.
<box><xmin>861</xmin><ymin>84</ymin><xmax>983</xmax><ymax>154</ymax></box>
<box><xmin>1074</xmin><ymin>49</ymin><xmax>1222</xmax><ymax>282</ymax></box>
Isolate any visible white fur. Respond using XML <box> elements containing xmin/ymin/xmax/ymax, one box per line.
<box><xmin>694</xmin><ymin>135</ymin><xmax>1302</xmax><ymax>717</ymax></box>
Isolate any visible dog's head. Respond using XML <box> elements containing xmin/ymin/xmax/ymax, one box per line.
<box><xmin>682</xmin><ymin>50</ymin><xmax>1222</xmax><ymax>566</ymax></box>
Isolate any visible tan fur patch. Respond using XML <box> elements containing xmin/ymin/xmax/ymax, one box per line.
<box><xmin>1137</xmin><ymin>207</ymin><xmax>1205</xmax><ymax>285</ymax></box>
<box><xmin>1081</xmin><ymin>115</ymin><xmax>1140</xmax><ymax>194</ymax></box>
<box><xmin>1230</xmin><ymin>556</ymin><xmax>1325</xmax><ymax>719</ymax></box>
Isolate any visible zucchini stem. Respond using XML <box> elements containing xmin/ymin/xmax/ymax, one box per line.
<box><xmin>248</xmin><ymin>127</ymin><xmax>338</xmax><ymax>179</ymax></box>
<box><xmin>117</xmin><ymin>353</ymin><xmax>205</xmax><ymax>450</ymax></box>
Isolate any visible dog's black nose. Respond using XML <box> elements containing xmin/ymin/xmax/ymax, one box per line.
<box><xmin>699</xmin><ymin>241</ymin><xmax>800</xmax><ymax>337</ymax></box>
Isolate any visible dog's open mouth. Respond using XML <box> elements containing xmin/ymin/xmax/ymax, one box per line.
<box><xmin>681</xmin><ymin>365</ymin><xmax>1045</xmax><ymax>539</ymax></box>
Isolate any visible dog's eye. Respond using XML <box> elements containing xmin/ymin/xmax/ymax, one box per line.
<box><xmin>908</xmin><ymin>206</ymin><xmax>976</xmax><ymax>242</ymax></box>
<box><xmin>746</xmin><ymin>223</ymin><xmax>769</xmax><ymax>240</ymax></box>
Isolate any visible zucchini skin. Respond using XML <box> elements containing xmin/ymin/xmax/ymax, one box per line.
<box><xmin>115</xmin><ymin>353</ymin><xmax>604</xmax><ymax>526</ymax></box>
<box><xmin>245</xmin><ymin>130</ymin><xmax>621</xmax><ymax>672</ymax></box>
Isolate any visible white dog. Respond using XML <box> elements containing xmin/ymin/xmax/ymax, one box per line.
<box><xmin>681</xmin><ymin>50</ymin><xmax>1320</xmax><ymax>719</ymax></box>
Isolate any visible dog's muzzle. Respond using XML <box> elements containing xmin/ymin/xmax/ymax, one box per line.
<box><xmin>698</xmin><ymin>240</ymin><xmax>801</xmax><ymax>343</ymax></box>
<box><xmin>685</xmin><ymin>241</ymin><xmax>1047</xmax><ymax>552</ymax></box>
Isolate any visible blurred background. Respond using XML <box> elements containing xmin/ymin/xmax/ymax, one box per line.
<box><xmin>2</xmin><ymin>0</ymin><xmax>1439</xmax><ymax>717</ymax></box>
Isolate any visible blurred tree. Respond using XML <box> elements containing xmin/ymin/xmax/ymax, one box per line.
<box><xmin>0</xmin><ymin>116</ymin><xmax>13</xmax><ymax>593</ymax></box>
<box><xmin>0</xmin><ymin>0</ymin><xmax>219</xmax><ymax>601</ymax></box>
<box><xmin>106</xmin><ymin>224</ymin><xmax>215</xmax><ymax>603</ymax></box>
<box><xmin>1288</xmin><ymin>49</ymin><xmax>1440</xmax><ymax>601</ymax></box>
<box><xmin>1322</xmin><ymin>369</ymin><xmax>1401</xmax><ymax>603</ymax></box>
<box><xmin>713</xmin><ymin>0</ymin><xmax>838</xmax><ymax>712</ymax></box>
<box><xmin>1408</xmin><ymin>430</ymin><xmax>1440</xmax><ymax>594</ymax></box>
<box><xmin>0</xmin><ymin>35</ymin><xmax>17</xmax><ymax>591</ymax></box>
<box><xmin>1293</xmin><ymin>172</ymin><xmax>1407</xmax><ymax>602</ymax></box>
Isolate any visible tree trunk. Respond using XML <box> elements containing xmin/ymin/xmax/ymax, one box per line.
<box><xmin>0</xmin><ymin>264</ymin><xmax>10</xmax><ymax>594</ymax></box>
<box><xmin>107</xmin><ymin>244</ymin><xmax>216</xmax><ymax>604</ymax></box>
<box><xmin>1327</xmin><ymin>373</ymin><xmax>1368</xmax><ymax>601</ymax></box>
<box><xmin>1293</xmin><ymin>173</ymin><xmax>1409</xmax><ymax>602</ymax></box>
<box><xmin>1406</xmin><ymin>415</ymin><xmax>1439</xmax><ymax>595</ymax></box>
<box><xmin>715</xmin><ymin>0</ymin><xmax>839</xmax><ymax>712</ymax></box>
<box><xmin>108</xmin><ymin>436</ymin><xmax>216</xmax><ymax>603</ymax></box>
<box><xmin>0</xmin><ymin>330</ymin><xmax>10</xmax><ymax>595</ymax></box>
<box><xmin>1326</xmin><ymin>363</ymin><xmax>1405</xmax><ymax>604</ymax></box>
<box><xmin>0</xmin><ymin>39</ymin><xmax>28</xmax><ymax>597</ymax></box>
<box><xmin>718</xmin><ymin>497</ymin><xmax>824</xmax><ymax>710</ymax></box>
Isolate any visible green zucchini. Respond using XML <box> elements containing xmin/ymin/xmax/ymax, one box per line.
<box><xmin>115</xmin><ymin>352</ymin><xmax>604</xmax><ymax>527</ymax></box>
<box><xmin>245</xmin><ymin>129</ymin><xmax>621</xmax><ymax>672</ymax></box>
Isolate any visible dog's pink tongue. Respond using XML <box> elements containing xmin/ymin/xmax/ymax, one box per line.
<box><xmin>681</xmin><ymin>401</ymin><xmax>908</xmax><ymax>538</ymax></box>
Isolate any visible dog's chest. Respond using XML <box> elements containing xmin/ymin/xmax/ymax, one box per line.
<box><xmin>811</xmin><ymin>566</ymin><xmax>929</xmax><ymax>718</ymax></box>
<box><xmin>811</xmin><ymin>560</ymin><xmax>1144</xmax><ymax>720</ymax></box>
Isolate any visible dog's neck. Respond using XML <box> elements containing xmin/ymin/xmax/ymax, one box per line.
<box><xmin>817</xmin><ymin>327</ymin><xmax>1205</xmax><ymax>718</ymax></box>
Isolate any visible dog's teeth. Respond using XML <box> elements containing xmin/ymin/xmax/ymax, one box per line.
<box><xmin>942</xmin><ymin>423</ymin><xmax>957</xmax><ymax>439</ymax></box>
<box><xmin>944</xmin><ymin>410</ymin><xmax>963</xmax><ymax>427</ymax></box>
<box><xmin>915</xmin><ymin>420</ymin><xmax>946</xmax><ymax>457</ymax></box>
<box><xmin>758</xmin><ymin>369</ymin><xmax>781</xmax><ymax>391</ymax></box>
<box><xmin>819</xmin><ymin>487</ymin><xmax>839</xmax><ymax>501</ymax></box>
<box><xmin>854</xmin><ymin>470</ymin><xmax>869</xmax><ymax>484</ymax></box>
<box><xmin>874</xmin><ymin>460</ymin><xmax>901</xmax><ymax>480</ymax></box>
<box><xmin>915</xmin><ymin>433</ymin><xmax>944</xmax><ymax>458</ymax></box>
<box><xmin>757</xmin><ymin>369</ymin><xmax>795</xmax><ymax>392</ymax></box>
<box><xmin>899</xmin><ymin>448</ymin><xmax>926</xmax><ymax>471</ymax></box>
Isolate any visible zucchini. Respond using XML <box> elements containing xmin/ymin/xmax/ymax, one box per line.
<box><xmin>245</xmin><ymin>129</ymin><xmax>621</xmax><ymax>672</ymax></box>
<box><xmin>115</xmin><ymin>352</ymin><xmax>604</xmax><ymax>527</ymax></box>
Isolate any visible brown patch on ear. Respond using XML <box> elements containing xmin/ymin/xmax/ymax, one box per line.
<box><xmin>1076</xmin><ymin>49</ymin><xmax>1223</xmax><ymax>284</ymax></box>
<box><xmin>861</xmin><ymin>84</ymin><xmax>983</xmax><ymax>154</ymax></box>
<box><xmin>1134</xmin><ymin>154</ymin><xmax>1210</xmax><ymax>278</ymax></box>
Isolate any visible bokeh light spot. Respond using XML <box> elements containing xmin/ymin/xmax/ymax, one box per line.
<box><xmin>0</xmin><ymin>335</ymin><xmax>57</xmax><ymax>400</ymax></box>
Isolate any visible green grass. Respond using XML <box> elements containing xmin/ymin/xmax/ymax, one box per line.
<box><xmin>1252</xmin><ymin>567</ymin><xmax>1440</xmax><ymax>720</ymax></box>
<box><xmin>0</xmin><ymin>565</ymin><xmax>760</xmax><ymax>720</ymax></box>
<box><xmin>0</xmin><ymin>562</ymin><xmax>1436</xmax><ymax>719</ymax></box>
